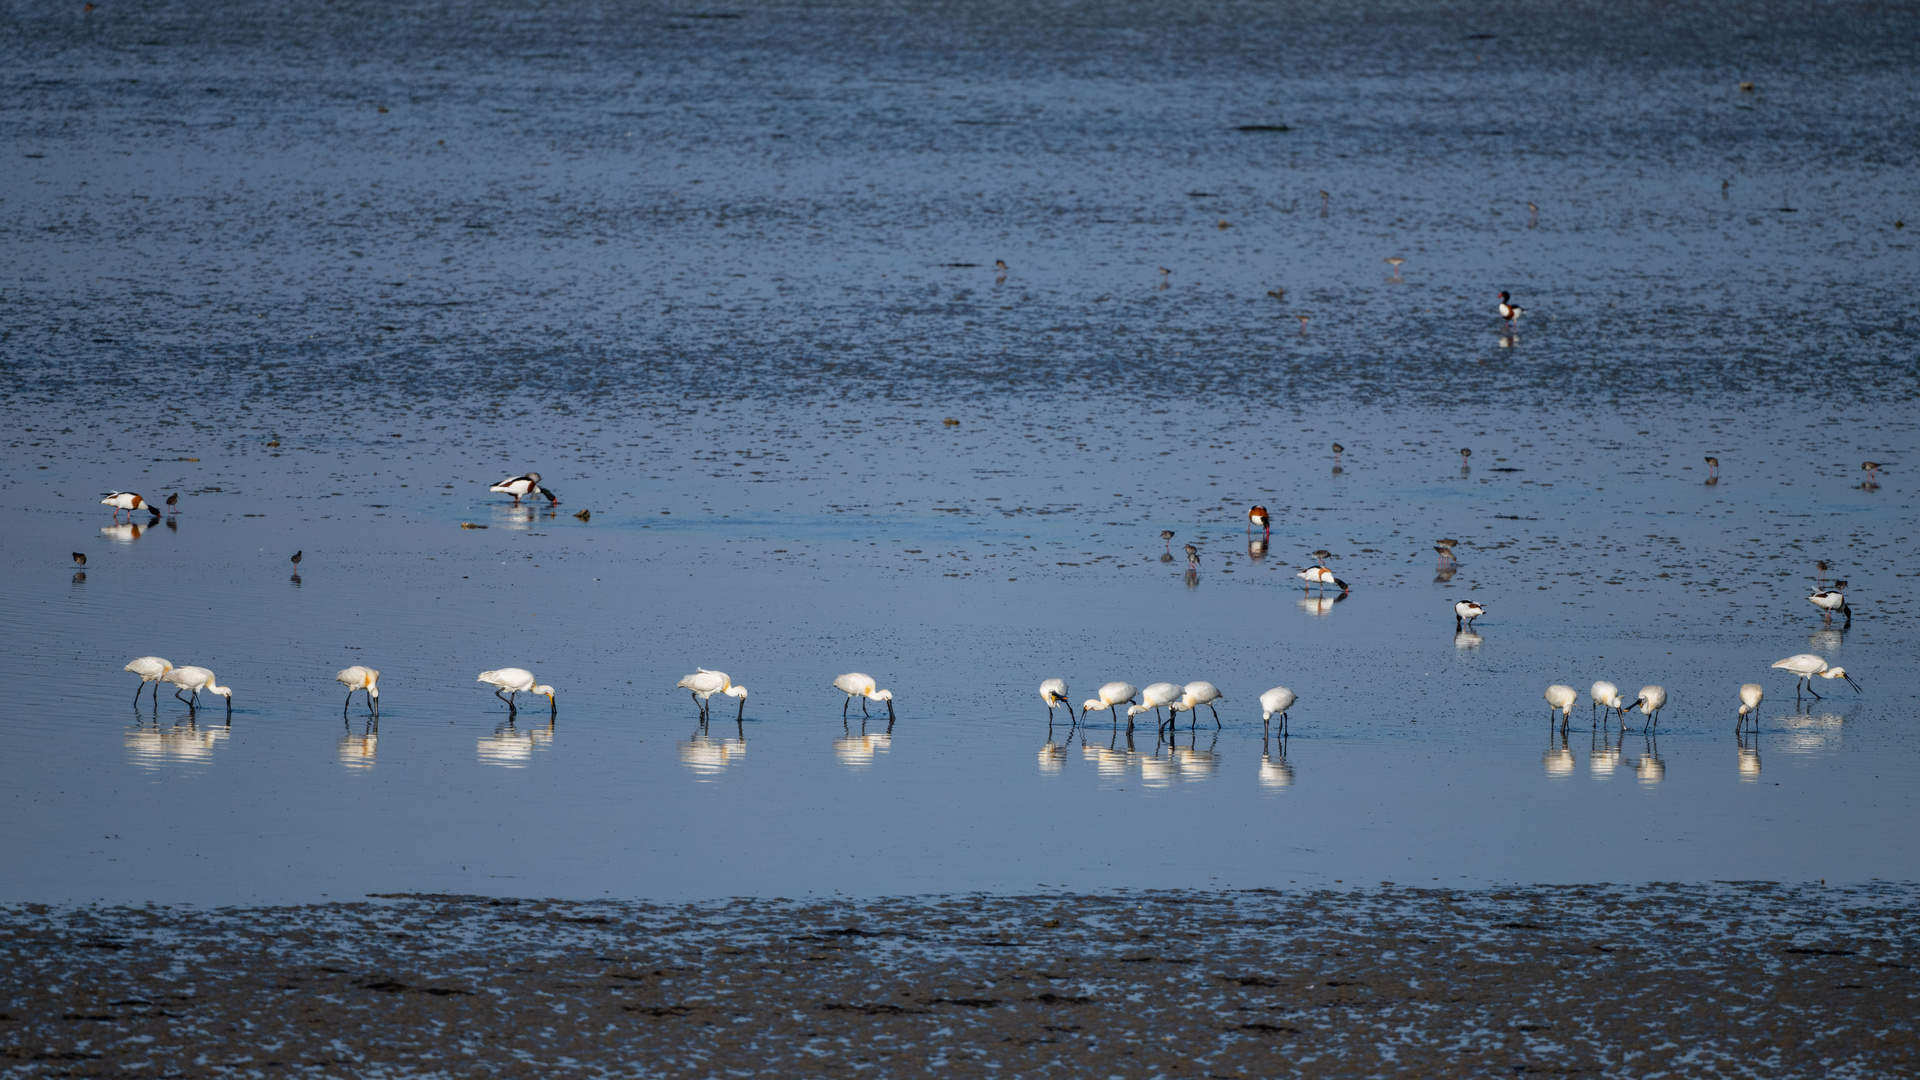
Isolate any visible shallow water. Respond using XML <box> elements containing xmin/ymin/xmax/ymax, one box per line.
<box><xmin>3</xmin><ymin>0</ymin><xmax>1918</xmax><ymax>904</ymax></box>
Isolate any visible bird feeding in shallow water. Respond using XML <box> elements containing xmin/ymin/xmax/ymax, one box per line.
<box><xmin>1127</xmin><ymin>682</ymin><xmax>1183</xmax><ymax>729</ymax></box>
<box><xmin>1770</xmin><ymin>654</ymin><xmax>1860</xmax><ymax>699</ymax></box>
<box><xmin>677</xmin><ymin>669</ymin><xmax>745</xmax><ymax>720</ymax></box>
<box><xmin>1160</xmin><ymin>529</ymin><xmax>1175</xmax><ymax>553</ymax></box>
<box><xmin>1808</xmin><ymin>587</ymin><xmax>1852</xmax><ymax>627</ymax></box>
<box><xmin>1453</xmin><ymin>599</ymin><xmax>1484</xmax><ymax>630</ymax></box>
<box><xmin>1299</xmin><ymin>565</ymin><xmax>1347</xmax><ymax>592</ymax></box>
<box><xmin>71</xmin><ymin>552</ymin><xmax>86</xmax><ymax>567</ymax></box>
<box><xmin>1862</xmin><ymin>461</ymin><xmax>1885</xmax><ymax>483</ymax></box>
<box><xmin>1259</xmin><ymin>686</ymin><xmax>1296</xmax><ymax>732</ymax></box>
<box><xmin>1738</xmin><ymin>683</ymin><xmax>1764</xmax><ymax>730</ymax></box>
<box><xmin>1459</xmin><ymin>447</ymin><xmax>1472</xmax><ymax>467</ymax></box>
<box><xmin>164</xmin><ymin>666</ymin><xmax>233</xmax><ymax>716</ymax></box>
<box><xmin>1080</xmin><ymin>682</ymin><xmax>1138</xmax><ymax>725</ymax></box>
<box><xmin>1039</xmin><ymin>679</ymin><xmax>1074</xmax><ymax>722</ymax></box>
<box><xmin>290</xmin><ymin>550</ymin><xmax>302</xmax><ymax>567</ymax></box>
<box><xmin>124</xmin><ymin>656</ymin><xmax>173</xmax><ymax>704</ymax></box>
<box><xmin>1544</xmin><ymin>684</ymin><xmax>1578</xmax><ymax>727</ymax></box>
<box><xmin>165</xmin><ymin>492</ymin><xmax>178</xmax><ymax>511</ymax></box>
<box><xmin>1170</xmin><ymin>681</ymin><xmax>1226</xmax><ymax>727</ymax></box>
<box><xmin>1591</xmin><ymin>680</ymin><xmax>1627</xmax><ymax>724</ymax></box>
<box><xmin>100</xmin><ymin>492</ymin><xmax>155</xmax><ymax>521</ymax></box>
<box><xmin>1814</xmin><ymin>560</ymin><xmax>1830</xmax><ymax>587</ymax></box>
<box><xmin>478</xmin><ymin>668</ymin><xmax>556</xmax><ymax>717</ymax></box>
<box><xmin>1705</xmin><ymin>456</ymin><xmax>1719</xmax><ymax>479</ymax></box>
<box><xmin>490</xmin><ymin>472</ymin><xmax>558</xmax><ymax>505</ymax></box>
<box><xmin>1185</xmin><ymin>543</ymin><xmax>1199</xmax><ymax>569</ymax></box>
<box><xmin>1385</xmin><ymin>256</ymin><xmax>1405</xmax><ymax>279</ymax></box>
<box><xmin>1627</xmin><ymin>686</ymin><xmax>1667</xmax><ymax>731</ymax></box>
<box><xmin>1248</xmin><ymin>505</ymin><xmax>1270</xmax><ymax>537</ymax></box>
<box><xmin>1497</xmin><ymin>291</ymin><xmax>1525</xmax><ymax>327</ymax></box>
<box><xmin>336</xmin><ymin>666</ymin><xmax>380</xmax><ymax>718</ymax></box>
<box><xmin>1331</xmin><ymin>443</ymin><xmax>1344</xmax><ymax>465</ymax></box>
<box><xmin>833</xmin><ymin>673</ymin><xmax>894</xmax><ymax>720</ymax></box>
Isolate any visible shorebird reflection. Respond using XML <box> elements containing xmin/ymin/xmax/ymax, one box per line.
<box><xmin>1184</xmin><ymin>568</ymin><xmax>1199</xmax><ymax>590</ymax></box>
<box><xmin>1453</xmin><ymin>629</ymin><xmax>1483</xmax><ymax>649</ymax></box>
<box><xmin>1634</xmin><ymin>735</ymin><xmax>1665</xmax><ymax>784</ymax></box>
<box><xmin>1434</xmin><ymin>564</ymin><xmax>1459</xmax><ymax>584</ymax></box>
<box><xmin>1038</xmin><ymin>738</ymin><xmax>1068</xmax><ymax>775</ymax></box>
<box><xmin>1780</xmin><ymin>712</ymin><xmax>1844</xmax><ymax>753</ymax></box>
<box><xmin>477</xmin><ymin>720</ymin><xmax>554</xmax><ymax>767</ymax></box>
<box><xmin>101</xmin><ymin>522</ymin><xmax>148</xmax><ymax>543</ymax></box>
<box><xmin>681</xmin><ymin>726</ymin><xmax>747</xmax><ymax>777</ymax></box>
<box><xmin>834</xmin><ymin>724</ymin><xmax>893</xmax><ymax>769</ymax></box>
<box><xmin>1736</xmin><ymin>730</ymin><xmax>1762</xmax><ymax>781</ymax></box>
<box><xmin>1806</xmin><ymin>628</ymin><xmax>1844</xmax><ymax>653</ymax></box>
<box><xmin>1259</xmin><ymin>734</ymin><xmax>1294</xmax><ymax>788</ymax></box>
<box><xmin>125</xmin><ymin>719</ymin><xmax>227</xmax><ymax>768</ymax></box>
<box><xmin>1247</xmin><ymin>538</ymin><xmax>1267</xmax><ymax>561</ymax></box>
<box><xmin>1298</xmin><ymin>593</ymin><xmax>1347</xmax><ymax>616</ymax></box>
<box><xmin>1543</xmin><ymin>729</ymin><xmax>1575</xmax><ymax>776</ymax></box>
<box><xmin>338</xmin><ymin>720</ymin><xmax>378</xmax><ymax>770</ymax></box>
<box><xmin>1081</xmin><ymin>728</ymin><xmax>1216</xmax><ymax>787</ymax></box>
<box><xmin>1589</xmin><ymin>727</ymin><xmax>1623</xmax><ymax>777</ymax></box>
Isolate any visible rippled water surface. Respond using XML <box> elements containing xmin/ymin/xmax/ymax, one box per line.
<box><xmin>3</xmin><ymin>0</ymin><xmax>1918</xmax><ymax>904</ymax></box>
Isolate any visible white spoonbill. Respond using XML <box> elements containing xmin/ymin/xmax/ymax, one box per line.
<box><xmin>1039</xmin><ymin>679</ymin><xmax>1074</xmax><ymax>721</ymax></box>
<box><xmin>1080</xmin><ymin>681</ymin><xmax>1138</xmax><ymax>725</ymax></box>
<box><xmin>1126</xmin><ymin>682</ymin><xmax>1182</xmax><ymax>728</ymax></box>
<box><xmin>489</xmin><ymin>472</ymin><xmax>558</xmax><ymax>505</ymax></box>
<box><xmin>677</xmin><ymin>669</ymin><xmax>734</xmax><ymax>718</ymax></box>
<box><xmin>100</xmin><ymin>492</ymin><xmax>155</xmax><ymax>521</ymax></box>
<box><xmin>124</xmin><ymin>656</ymin><xmax>173</xmax><ymax>704</ymax></box>
<box><xmin>1737</xmin><ymin>683</ymin><xmax>1764</xmax><ymax>730</ymax></box>
<box><xmin>1808</xmin><ymin>588</ymin><xmax>1851</xmax><ymax>627</ymax></box>
<box><xmin>1544</xmin><ymin>684</ymin><xmax>1578</xmax><ymax>726</ymax></box>
<box><xmin>1627</xmin><ymin>685</ymin><xmax>1667</xmax><ymax>730</ymax></box>
<box><xmin>478</xmin><ymin>668</ymin><xmax>556</xmax><ymax>716</ymax></box>
<box><xmin>1771</xmin><ymin>654</ymin><xmax>1860</xmax><ymax>698</ymax></box>
<box><xmin>336</xmin><ymin>665</ymin><xmax>380</xmax><ymax>718</ymax></box>
<box><xmin>1590</xmin><ymin>680</ymin><xmax>1626</xmax><ymax>724</ymax></box>
<box><xmin>1453</xmin><ymin>599</ymin><xmax>1484</xmax><ymax>630</ymax></box>
<box><xmin>1259</xmin><ymin>686</ymin><xmax>1297</xmax><ymax>732</ymax></box>
<box><xmin>833</xmin><ymin>673</ymin><xmax>894</xmax><ymax>719</ymax></box>
<box><xmin>164</xmin><ymin>666</ymin><xmax>232</xmax><ymax>716</ymax></box>
<box><xmin>1175</xmin><ymin>681</ymin><xmax>1227</xmax><ymax>726</ymax></box>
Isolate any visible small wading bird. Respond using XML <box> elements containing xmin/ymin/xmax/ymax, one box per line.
<box><xmin>1299</xmin><ymin>565</ymin><xmax>1347</xmax><ymax>592</ymax></box>
<box><xmin>336</xmin><ymin>665</ymin><xmax>380</xmax><ymax>718</ymax></box>
<box><xmin>165</xmin><ymin>493</ymin><xmax>178</xmax><ymax>511</ymax></box>
<box><xmin>1459</xmin><ymin>447</ymin><xmax>1473</xmax><ymax>467</ymax></box>
<box><xmin>1814</xmin><ymin>560</ymin><xmax>1830</xmax><ymax>587</ymax></box>
<box><xmin>1248</xmin><ymin>505</ymin><xmax>1270</xmax><ymax>537</ymax></box>
<box><xmin>678</xmin><ymin>669</ymin><xmax>747</xmax><ymax>720</ymax></box>
<box><xmin>1160</xmin><ymin>529</ymin><xmax>1175</xmax><ymax>553</ymax></box>
<box><xmin>1434</xmin><ymin>543</ymin><xmax>1457</xmax><ymax>566</ymax></box>
<box><xmin>164</xmin><ymin>666</ymin><xmax>233</xmax><ymax>717</ymax></box>
<box><xmin>1080</xmin><ymin>681</ymin><xmax>1139</xmax><ymax>725</ymax></box>
<box><xmin>1497</xmin><ymin>291</ymin><xmax>1525</xmax><ymax>328</ymax></box>
<box><xmin>1453</xmin><ymin>599</ymin><xmax>1484</xmax><ymax>630</ymax></box>
<box><xmin>1127</xmin><ymin>682</ymin><xmax>1183</xmax><ymax>729</ymax></box>
<box><xmin>290</xmin><ymin>550</ymin><xmax>302</xmax><ymax>568</ymax></box>
<box><xmin>1039</xmin><ymin>678</ymin><xmax>1074</xmax><ymax>722</ymax></box>
<box><xmin>1705</xmin><ymin>456</ymin><xmax>1719</xmax><ymax>479</ymax></box>
<box><xmin>478</xmin><ymin>668</ymin><xmax>556</xmax><ymax>717</ymax></box>
<box><xmin>1312</xmin><ymin>549</ymin><xmax>1332</xmax><ymax>567</ymax></box>
<box><xmin>1627</xmin><ymin>685</ymin><xmax>1667</xmax><ymax>731</ymax></box>
<box><xmin>833</xmin><ymin>672</ymin><xmax>894</xmax><ymax>720</ymax></box>
<box><xmin>1590</xmin><ymin>680</ymin><xmax>1626</xmax><ymax>725</ymax></box>
<box><xmin>1771</xmin><ymin>654</ymin><xmax>1860</xmax><ymax>699</ymax></box>
<box><xmin>1544</xmin><ymin>684</ymin><xmax>1578</xmax><ymax>728</ymax></box>
<box><xmin>1808</xmin><ymin>586</ymin><xmax>1852</xmax><ymax>627</ymax></box>
<box><xmin>1296</xmin><ymin>314</ymin><xmax>1311</xmax><ymax>332</ymax></box>
<box><xmin>100</xmin><ymin>492</ymin><xmax>155</xmax><ymax>521</ymax></box>
<box><xmin>1260</xmin><ymin>686</ymin><xmax>1296</xmax><ymax>733</ymax></box>
<box><xmin>124</xmin><ymin>656</ymin><xmax>173</xmax><ymax>703</ymax></box>
<box><xmin>1332</xmin><ymin>443</ymin><xmax>1344</xmax><ymax>465</ymax></box>
<box><xmin>71</xmin><ymin>552</ymin><xmax>86</xmax><ymax>567</ymax></box>
<box><xmin>1185</xmin><ymin>543</ymin><xmax>1199</xmax><ymax>569</ymax></box>
<box><xmin>1737</xmin><ymin>683</ymin><xmax>1764</xmax><ymax>730</ymax></box>
<box><xmin>490</xmin><ymin>472</ymin><xmax>558</xmax><ymax>506</ymax></box>
<box><xmin>1385</xmin><ymin>256</ymin><xmax>1405</xmax><ymax>279</ymax></box>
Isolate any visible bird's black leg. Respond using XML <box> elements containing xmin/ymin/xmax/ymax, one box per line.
<box><xmin>861</xmin><ymin>698</ymin><xmax>869</xmax><ymax>718</ymax></box>
<box><xmin>1456</xmin><ymin>614</ymin><xmax>1464</xmax><ymax>630</ymax></box>
<box><xmin>843</xmin><ymin>696</ymin><xmax>851</xmax><ymax>719</ymax></box>
<box><xmin>344</xmin><ymin>693</ymin><xmax>351</xmax><ymax>718</ymax></box>
<box><xmin>1208</xmin><ymin>702</ymin><xmax>1220</xmax><ymax>723</ymax></box>
<box><xmin>736</xmin><ymin>695</ymin><xmax>746</xmax><ymax>722</ymax></box>
<box><xmin>175</xmin><ymin>687</ymin><xmax>192</xmax><ymax>708</ymax></box>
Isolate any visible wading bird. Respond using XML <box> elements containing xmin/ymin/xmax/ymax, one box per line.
<box><xmin>1299</xmin><ymin>565</ymin><xmax>1347</xmax><ymax>592</ymax></box>
<box><xmin>1459</xmin><ymin>447</ymin><xmax>1473</xmax><ymax>467</ymax></box>
<box><xmin>1160</xmin><ymin>529</ymin><xmax>1175</xmax><ymax>553</ymax></box>
<box><xmin>124</xmin><ymin>656</ymin><xmax>173</xmax><ymax>703</ymax></box>
<box><xmin>1260</xmin><ymin>686</ymin><xmax>1296</xmax><ymax>732</ymax></box>
<box><xmin>1039</xmin><ymin>678</ymin><xmax>1074</xmax><ymax>721</ymax></box>
<box><xmin>1126</xmin><ymin>682</ymin><xmax>1182</xmax><ymax>728</ymax></box>
<box><xmin>1248</xmin><ymin>505</ymin><xmax>1270</xmax><ymax>537</ymax></box>
<box><xmin>833</xmin><ymin>672</ymin><xmax>894</xmax><ymax>720</ymax></box>
<box><xmin>1862</xmin><ymin>461</ymin><xmax>1885</xmax><ymax>482</ymax></box>
<box><xmin>1185</xmin><ymin>543</ymin><xmax>1199</xmax><ymax>569</ymax></box>
<box><xmin>1737</xmin><ymin>683</ymin><xmax>1763</xmax><ymax>730</ymax></box>
<box><xmin>1705</xmin><ymin>456</ymin><xmax>1719</xmax><ymax>479</ymax></box>
<box><xmin>1453</xmin><ymin>599</ymin><xmax>1484</xmax><ymax>630</ymax></box>
<box><xmin>1174</xmin><ymin>681</ymin><xmax>1226</xmax><ymax>726</ymax></box>
<box><xmin>1545</xmin><ymin>684</ymin><xmax>1578</xmax><ymax>727</ymax></box>
<box><xmin>1080</xmin><ymin>682</ymin><xmax>1139</xmax><ymax>725</ymax></box>
<box><xmin>164</xmin><ymin>666</ymin><xmax>233</xmax><ymax>717</ymax></box>
<box><xmin>1628</xmin><ymin>685</ymin><xmax>1667</xmax><ymax>731</ymax></box>
<box><xmin>1771</xmin><ymin>654</ymin><xmax>1860</xmax><ymax>699</ymax></box>
<box><xmin>165</xmin><ymin>493</ymin><xmax>178</xmax><ymax>511</ymax></box>
<box><xmin>1497</xmin><ymin>291</ymin><xmax>1525</xmax><ymax>327</ymax></box>
<box><xmin>478</xmin><ymin>668</ymin><xmax>556</xmax><ymax>717</ymax></box>
<box><xmin>1591</xmin><ymin>680</ymin><xmax>1626</xmax><ymax>724</ymax></box>
<box><xmin>677</xmin><ymin>669</ymin><xmax>737</xmax><ymax>719</ymax></box>
<box><xmin>1814</xmin><ymin>561</ymin><xmax>1830</xmax><ymax>587</ymax></box>
<box><xmin>100</xmin><ymin>492</ymin><xmax>154</xmax><ymax>521</ymax></box>
<box><xmin>490</xmin><ymin>472</ymin><xmax>558</xmax><ymax>505</ymax></box>
<box><xmin>336</xmin><ymin>665</ymin><xmax>380</xmax><ymax>718</ymax></box>
<box><xmin>71</xmin><ymin>552</ymin><xmax>86</xmax><ymax>567</ymax></box>
<box><xmin>1331</xmin><ymin>443</ymin><xmax>1344</xmax><ymax>465</ymax></box>
<box><xmin>1808</xmin><ymin>587</ymin><xmax>1852</xmax><ymax>627</ymax></box>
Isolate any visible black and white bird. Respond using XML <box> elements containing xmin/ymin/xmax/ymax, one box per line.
<box><xmin>1453</xmin><ymin>599</ymin><xmax>1484</xmax><ymax>630</ymax></box>
<box><xmin>490</xmin><ymin>472</ymin><xmax>558</xmax><ymax>505</ymax></box>
<box><xmin>1497</xmin><ymin>291</ymin><xmax>1526</xmax><ymax>327</ymax></box>
<box><xmin>1808</xmin><ymin>587</ymin><xmax>1852</xmax><ymax>626</ymax></box>
<box><xmin>100</xmin><ymin>492</ymin><xmax>156</xmax><ymax>521</ymax></box>
<box><xmin>1248</xmin><ymin>505</ymin><xmax>1271</xmax><ymax>537</ymax></box>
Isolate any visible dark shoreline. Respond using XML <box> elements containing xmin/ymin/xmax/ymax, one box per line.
<box><xmin>3</xmin><ymin>883</ymin><xmax>1913</xmax><ymax>1076</ymax></box>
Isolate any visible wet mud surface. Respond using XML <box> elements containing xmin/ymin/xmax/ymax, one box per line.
<box><xmin>3</xmin><ymin>885</ymin><xmax>1916</xmax><ymax>1077</ymax></box>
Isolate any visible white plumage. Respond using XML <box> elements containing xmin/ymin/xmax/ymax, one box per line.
<box><xmin>1771</xmin><ymin>654</ymin><xmax>1860</xmax><ymax>698</ymax></box>
<box><xmin>478</xmin><ymin>667</ymin><xmax>557</xmax><ymax>715</ymax></box>
<box><xmin>1126</xmin><ymin>682</ymin><xmax>1183</xmax><ymax>727</ymax></box>
<box><xmin>1544</xmin><ymin>684</ymin><xmax>1578</xmax><ymax>724</ymax></box>
<box><xmin>163</xmin><ymin>665</ymin><xmax>233</xmax><ymax>715</ymax></box>
<box><xmin>100</xmin><ymin>492</ymin><xmax>154</xmax><ymax>520</ymax></box>
<box><xmin>336</xmin><ymin>665</ymin><xmax>380</xmax><ymax>718</ymax></box>
<box><xmin>1079</xmin><ymin>681</ymin><xmax>1138</xmax><ymax>723</ymax></box>
<box><xmin>833</xmin><ymin>672</ymin><xmax>894</xmax><ymax>719</ymax></box>
<box><xmin>124</xmin><ymin>656</ymin><xmax>173</xmax><ymax>704</ymax></box>
<box><xmin>1038</xmin><ymin>678</ymin><xmax>1073</xmax><ymax>721</ymax></box>
<box><xmin>489</xmin><ymin>472</ymin><xmax>558</xmax><ymax>505</ymax></box>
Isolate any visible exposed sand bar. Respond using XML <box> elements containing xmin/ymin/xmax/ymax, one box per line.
<box><xmin>2</xmin><ymin>883</ymin><xmax>1913</xmax><ymax>1076</ymax></box>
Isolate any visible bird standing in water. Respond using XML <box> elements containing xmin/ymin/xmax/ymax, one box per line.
<box><xmin>1038</xmin><ymin>679</ymin><xmax>1074</xmax><ymax>722</ymax></box>
<box><xmin>1808</xmin><ymin>586</ymin><xmax>1852</xmax><ymax>627</ymax></box>
<box><xmin>1453</xmin><ymin>599</ymin><xmax>1484</xmax><ymax>630</ymax></box>
<box><xmin>1497</xmin><ymin>291</ymin><xmax>1525</xmax><ymax>327</ymax></box>
<box><xmin>1331</xmin><ymin>443</ymin><xmax>1344</xmax><ymax>465</ymax></box>
<box><xmin>336</xmin><ymin>666</ymin><xmax>380</xmax><ymax>718</ymax></box>
<box><xmin>1247</xmin><ymin>506</ymin><xmax>1270</xmax><ymax>537</ymax></box>
<box><xmin>1160</xmin><ymin>529</ymin><xmax>1175</xmax><ymax>553</ymax></box>
<box><xmin>1184</xmin><ymin>543</ymin><xmax>1199</xmax><ymax>569</ymax></box>
<box><xmin>1459</xmin><ymin>447</ymin><xmax>1473</xmax><ymax>467</ymax></box>
<box><xmin>1862</xmin><ymin>461</ymin><xmax>1885</xmax><ymax>485</ymax></box>
<box><xmin>1737</xmin><ymin>683</ymin><xmax>1763</xmax><ymax>730</ymax></box>
<box><xmin>491</xmin><ymin>472</ymin><xmax>558</xmax><ymax>506</ymax></box>
<box><xmin>1705</xmin><ymin>456</ymin><xmax>1719</xmax><ymax>479</ymax></box>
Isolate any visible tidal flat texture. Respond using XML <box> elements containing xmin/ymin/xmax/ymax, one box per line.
<box><xmin>3</xmin><ymin>885</ymin><xmax>1915</xmax><ymax>1077</ymax></box>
